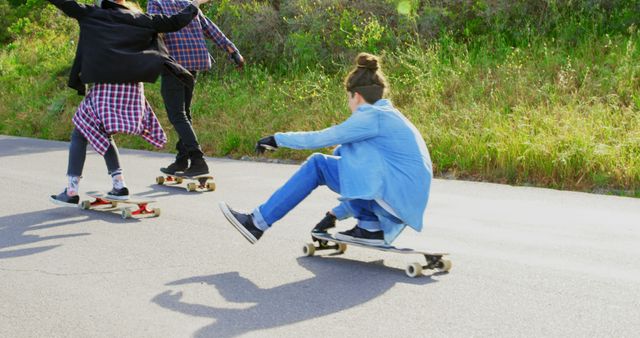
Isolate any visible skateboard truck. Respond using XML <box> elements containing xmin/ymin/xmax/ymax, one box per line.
<box><xmin>305</xmin><ymin>233</ymin><xmax>347</xmax><ymax>256</ymax></box>
<box><xmin>304</xmin><ymin>232</ymin><xmax>452</xmax><ymax>278</ymax></box>
<box><xmin>156</xmin><ymin>174</ymin><xmax>216</xmax><ymax>192</ymax></box>
<box><xmin>122</xmin><ymin>202</ymin><xmax>156</xmax><ymax>219</ymax></box>
<box><xmin>80</xmin><ymin>192</ymin><xmax>160</xmax><ymax>219</ymax></box>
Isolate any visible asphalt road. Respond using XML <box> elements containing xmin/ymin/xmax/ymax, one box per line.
<box><xmin>1</xmin><ymin>135</ymin><xmax>639</xmax><ymax>337</ymax></box>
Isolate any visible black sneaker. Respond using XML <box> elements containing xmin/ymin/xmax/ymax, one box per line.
<box><xmin>311</xmin><ymin>212</ymin><xmax>337</xmax><ymax>233</ymax></box>
<box><xmin>49</xmin><ymin>189</ymin><xmax>79</xmax><ymax>207</ymax></box>
<box><xmin>107</xmin><ymin>187</ymin><xmax>129</xmax><ymax>200</ymax></box>
<box><xmin>218</xmin><ymin>201</ymin><xmax>263</xmax><ymax>244</ymax></box>
<box><xmin>182</xmin><ymin>157</ymin><xmax>209</xmax><ymax>177</ymax></box>
<box><xmin>160</xmin><ymin>160</ymin><xmax>188</xmax><ymax>175</ymax></box>
<box><xmin>335</xmin><ymin>226</ymin><xmax>385</xmax><ymax>246</ymax></box>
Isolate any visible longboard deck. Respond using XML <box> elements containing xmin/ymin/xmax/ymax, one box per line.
<box><xmin>165</xmin><ymin>173</ymin><xmax>214</xmax><ymax>180</ymax></box>
<box><xmin>311</xmin><ymin>232</ymin><xmax>448</xmax><ymax>256</ymax></box>
<box><xmin>81</xmin><ymin>191</ymin><xmax>159</xmax><ymax>219</ymax></box>
<box><xmin>305</xmin><ymin>232</ymin><xmax>451</xmax><ymax>278</ymax></box>
<box><xmin>85</xmin><ymin>191</ymin><xmax>156</xmax><ymax>204</ymax></box>
<box><xmin>155</xmin><ymin>173</ymin><xmax>215</xmax><ymax>192</ymax></box>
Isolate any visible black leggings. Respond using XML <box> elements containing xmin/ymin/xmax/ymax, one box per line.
<box><xmin>67</xmin><ymin>128</ymin><xmax>121</xmax><ymax>177</ymax></box>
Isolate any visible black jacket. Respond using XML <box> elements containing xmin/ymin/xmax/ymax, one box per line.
<box><xmin>47</xmin><ymin>0</ymin><xmax>198</xmax><ymax>95</ymax></box>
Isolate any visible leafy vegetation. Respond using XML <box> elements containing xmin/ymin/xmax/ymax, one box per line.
<box><xmin>1</xmin><ymin>0</ymin><xmax>639</xmax><ymax>196</ymax></box>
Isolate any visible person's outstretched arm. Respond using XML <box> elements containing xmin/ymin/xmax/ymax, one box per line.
<box><xmin>199</xmin><ymin>14</ymin><xmax>244</xmax><ymax>68</ymax></box>
<box><xmin>46</xmin><ymin>0</ymin><xmax>89</xmax><ymax>19</ymax></box>
<box><xmin>274</xmin><ymin>110</ymin><xmax>380</xmax><ymax>150</ymax></box>
<box><xmin>199</xmin><ymin>14</ymin><xmax>238</xmax><ymax>54</ymax></box>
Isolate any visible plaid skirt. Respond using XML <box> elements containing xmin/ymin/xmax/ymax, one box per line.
<box><xmin>72</xmin><ymin>83</ymin><xmax>167</xmax><ymax>155</ymax></box>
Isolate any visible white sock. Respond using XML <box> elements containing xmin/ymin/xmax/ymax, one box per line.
<box><xmin>66</xmin><ymin>176</ymin><xmax>80</xmax><ymax>196</ymax></box>
<box><xmin>110</xmin><ymin>170</ymin><xmax>126</xmax><ymax>190</ymax></box>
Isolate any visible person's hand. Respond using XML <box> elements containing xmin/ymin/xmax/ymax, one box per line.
<box><xmin>231</xmin><ymin>51</ymin><xmax>245</xmax><ymax>70</ymax></box>
<box><xmin>255</xmin><ymin>135</ymin><xmax>277</xmax><ymax>154</ymax></box>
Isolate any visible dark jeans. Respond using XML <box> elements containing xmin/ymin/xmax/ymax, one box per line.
<box><xmin>160</xmin><ymin>72</ymin><xmax>203</xmax><ymax>160</ymax></box>
<box><xmin>67</xmin><ymin>128</ymin><xmax>121</xmax><ymax>177</ymax></box>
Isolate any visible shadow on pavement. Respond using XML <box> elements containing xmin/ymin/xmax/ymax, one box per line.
<box><xmin>0</xmin><ymin>136</ymin><xmax>67</xmax><ymax>158</ymax></box>
<box><xmin>152</xmin><ymin>257</ymin><xmax>438</xmax><ymax>337</ymax></box>
<box><xmin>0</xmin><ymin>207</ymin><xmax>141</xmax><ymax>260</ymax></box>
<box><xmin>0</xmin><ymin>209</ymin><xmax>90</xmax><ymax>259</ymax></box>
<box><xmin>136</xmin><ymin>184</ymin><xmax>212</xmax><ymax>198</ymax></box>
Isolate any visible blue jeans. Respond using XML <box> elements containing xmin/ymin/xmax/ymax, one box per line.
<box><xmin>252</xmin><ymin>153</ymin><xmax>388</xmax><ymax>232</ymax></box>
<box><xmin>331</xmin><ymin>199</ymin><xmax>400</xmax><ymax>232</ymax></box>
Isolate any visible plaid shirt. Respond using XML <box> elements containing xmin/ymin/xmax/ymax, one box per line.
<box><xmin>147</xmin><ymin>0</ymin><xmax>238</xmax><ymax>71</ymax></box>
<box><xmin>73</xmin><ymin>83</ymin><xmax>167</xmax><ymax>155</ymax></box>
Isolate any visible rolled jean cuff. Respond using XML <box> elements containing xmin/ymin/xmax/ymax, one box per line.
<box><xmin>252</xmin><ymin>207</ymin><xmax>270</xmax><ymax>231</ymax></box>
<box><xmin>331</xmin><ymin>204</ymin><xmax>351</xmax><ymax>220</ymax></box>
<box><xmin>357</xmin><ymin>220</ymin><xmax>382</xmax><ymax>231</ymax></box>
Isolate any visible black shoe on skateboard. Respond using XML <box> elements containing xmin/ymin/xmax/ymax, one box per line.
<box><xmin>49</xmin><ymin>189</ymin><xmax>79</xmax><ymax>206</ymax></box>
<box><xmin>160</xmin><ymin>160</ymin><xmax>188</xmax><ymax>175</ymax></box>
<box><xmin>106</xmin><ymin>187</ymin><xmax>129</xmax><ymax>200</ymax></box>
<box><xmin>218</xmin><ymin>202</ymin><xmax>263</xmax><ymax>244</ymax></box>
<box><xmin>335</xmin><ymin>226</ymin><xmax>384</xmax><ymax>246</ymax></box>
<box><xmin>182</xmin><ymin>157</ymin><xmax>209</xmax><ymax>177</ymax></box>
<box><xmin>311</xmin><ymin>212</ymin><xmax>337</xmax><ymax>234</ymax></box>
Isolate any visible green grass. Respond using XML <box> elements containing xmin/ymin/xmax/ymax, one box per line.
<box><xmin>1</xmin><ymin>23</ymin><xmax>639</xmax><ymax>196</ymax></box>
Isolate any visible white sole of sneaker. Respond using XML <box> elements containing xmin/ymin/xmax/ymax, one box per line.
<box><xmin>48</xmin><ymin>196</ymin><xmax>78</xmax><ymax>208</ymax></box>
<box><xmin>218</xmin><ymin>201</ymin><xmax>257</xmax><ymax>244</ymax></box>
<box><xmin>334</xmin><ymin>233</ymin><xmax>385</xmax><ymax>246</ymax></box>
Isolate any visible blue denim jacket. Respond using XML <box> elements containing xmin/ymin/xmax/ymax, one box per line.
<box><xmin>275</xmin><ymin>99</ymin><xmax>433</xmax><ymax>243</ymax></box>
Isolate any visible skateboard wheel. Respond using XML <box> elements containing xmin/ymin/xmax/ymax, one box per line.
<box><xmin>110</xmin><ymin>202</ymin><xmax>118</xmax><ymax>208</ymax></box>
<box><xmin>206</xmin><ymin>182</ymin><xmax>216</xmax><ymax>191</ymax></box>
<box><xmin>186</xmin><ymin>183</ymin><xmax>197</xmax><ymax>192</ymax></box>
<box><xmin>153</xmin><ymin>208</ymin><xmax>161</xmax><ymax>217</ymax></box>
<box><xmin>302</xmin><ymin>243</ymin><xmax>315</xmax><ymax>256</ymax></box>
<box><xmin>337</xmin><ymin>243</ymin><xmax>347</xmax><ymax>254</ymax></box>
<box><xmin>80</xmin><ymin>200</ymin><xmax>91</xmax><ymax>210</ymax></box>
<box><xmin>176</xmin><ymin>177</ymin><xmax>183</xmax><ymax>184</ymax></box>
<box><xmin>156</xmin><ymin>176</ymin><xmax>165</xmax><ymax>185</ymax></box>
<box><xmin>405</xmin><ymin>263</ymin><xmax>423</xmax><ymax>278</ymax></box>
<box><xmin>122</xmin><ymin>208</ymin><xmax>132</xmax><ymax>219</ymax></box>
<box><xmin>439</xmin><ymin>259</ymin><xmax>452</xmax><ymax>272</ymax></box>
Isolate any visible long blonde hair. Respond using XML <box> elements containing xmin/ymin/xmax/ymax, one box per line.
<box><xmin>122</xmin><ymin>0</ymin><xmax>143</xmax><ymax>12</ymax></box>
<box><xmin>104</xmin><ymin>0</ymin><xmax>143</xmax><ymax>12</ymax></box>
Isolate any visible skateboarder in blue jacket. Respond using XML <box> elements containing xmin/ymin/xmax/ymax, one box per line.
<box><xmin>220</xmin><ymin>53</ymin><xmax>433</xmax><ymax>246</ymax></box>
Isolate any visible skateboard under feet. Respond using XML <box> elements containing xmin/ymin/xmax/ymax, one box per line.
<box><xmin>304</xmin><ymin>232</ymin><xmax>452</xmax><ymax>278</ymax></box>
<box><xmin>80</xmin><ymin>191</ymin><xmax>160</xmax><ymax>219</ymax></box>
<box><xmin>155</xmin><ymin>173</ymin><xmax>215</xmax><ymax>192</ymax></box>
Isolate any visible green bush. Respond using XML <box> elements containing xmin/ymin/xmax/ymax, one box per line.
<box><xmin>0</xmin><ymin>0</ymin><xmax>16</xmax><ymax>42</ymax></box>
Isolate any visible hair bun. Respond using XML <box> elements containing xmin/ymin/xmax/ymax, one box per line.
<box><xmin>356</xmin><ymin>53</ymin><xmax>379</xmax><ymax>71</ymax></box>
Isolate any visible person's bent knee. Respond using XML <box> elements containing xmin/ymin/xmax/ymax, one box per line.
<box><xmin>168</xmin><ymin>113</ymin><xmax>189</xmax><ymax>125</ymax></box>
<box><xmin>306</xmin><ymin>152</ymin><xmax>328</xmax><ymax>165</ymax></box>
<box><xmin>303</xmin><ymin>152</ymin><xmax>330</xmax><ymax>170</ymax></box>
<box><xmin>302</xmin><ymin>153</ymin><xmax>332</xmax><ymax>184</ymax></box>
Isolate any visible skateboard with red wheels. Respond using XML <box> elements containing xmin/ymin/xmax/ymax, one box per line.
<box><xmin>155</xmin><ymin>173</ymin><xmax>215</xmax><ymax>192</ymax></box>
<box><xmin>80</xmin><ymin>191</ymin><xmax>160</xmax><ymax>219</ymax></box>
<box><xmin>304</xmin><ymin>232</ymin><xmax>451</xmax><ymax>278</ymax></box>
